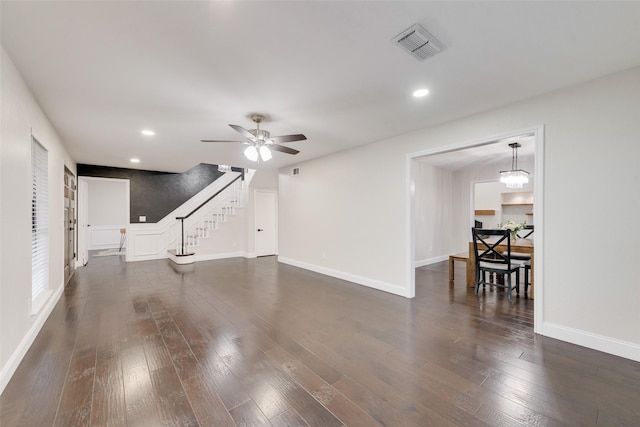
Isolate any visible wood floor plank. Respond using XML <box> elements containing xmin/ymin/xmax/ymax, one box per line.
<box><xmin>266</xmin><ymin>345</ymin><xmax>382</xmax><ymax>427</ymax></box>
<box><xmin>123</xmin><ymin>365</ymin><xmax>162</xmax><ymax>427</ymax></box>
<box><xmin>182</xmin><ymin>374</ymin><xmax>237</xmax><ymax>427</ymax></box>
<box><xmin>270</xmin><ymin>407</ymin><xmax>310</xmax><ymax>427</ymax></box>
<box><xmin>332</xmin><ymin>376</ymin><xmax>421</xmax><ymax>427</ymax></box>
<box><xmin>90</xmin><ymin>348</ymin><xmax>126</xmax><ymax>427</ymax></box>
<box><xmin>229</xmin><ymin>399</ymin><xmax>272</xmax><ymax>426</ymax></box>
<box><xmin>149</xmin><ymin>365</ymin><xmax>199</xmax><ymax>426</ymax></box>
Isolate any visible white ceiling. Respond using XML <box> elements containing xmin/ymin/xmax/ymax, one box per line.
<box><xmin>2</xmin><ymin>1</ymin><xmax>640</xmax><ymax>173</ymax></box>
<box><xmin>416</xmin><ymin>134</ymin><xmax>535</xmax><ymax>171</ymax></box>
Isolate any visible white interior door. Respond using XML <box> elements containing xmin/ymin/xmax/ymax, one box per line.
<box><xmin>254</xmin><ymin>190</ymin><xmax>277</xmax><ymax>256</ymax></box>
<box><xmin>77</xmin><ymin>177</ymin><xmax>89</xmax><ymax>266</ymax></box>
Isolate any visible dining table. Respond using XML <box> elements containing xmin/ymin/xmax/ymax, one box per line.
<box><xmin>466</xmin><ymin>238</ymin><xmax>534</xmax><ymax>299</ymax></box>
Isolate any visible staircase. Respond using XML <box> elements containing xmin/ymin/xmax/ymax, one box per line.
<box><xmin>167</xmin><ymin>175</ymin><xmax>244</xmax><ymax>265</ymax></box>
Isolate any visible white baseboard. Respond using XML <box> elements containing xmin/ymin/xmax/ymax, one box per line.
<box><xmin>278</xmin><ymin>257</ymin><xmax>410</xmax><ymax>298</ymax></box>
<box><xmin>543</xmin><ymin>322</ymin><xmax>640</xmax><ymax>362</ymax></box>
<box><xmin>89</xmin><ymin>243</ymin><xmax>121</xmax><ymax>251</ymax></box>
<box><xmin>415</xmin><ymin>255</ymin><xmax>450</xmax><ymax>268</ymax></box>
<box><xmin>0</xmin><ymin>284</ymin><xmax>63</xmax><ymax>395</ymax></box>
<box><xmin>193</xmin><ymin>251</ymin><xmax>246</xmax><ymax>263</ymax></box>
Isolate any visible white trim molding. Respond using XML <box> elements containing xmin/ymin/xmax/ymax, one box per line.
<box><xmin>415</xmin><ymin>255</ymin><xmax>450</xmax><ymax>268</ymax></box>
<box><xmin>278</xmin><ymin>256</ymin><xmax>410</xmax><ymax>298</ymax></box>
<box><xmin>543</xmin><ymin>322</ymin><xmax>640</xmax><ymax>363</ymax></box>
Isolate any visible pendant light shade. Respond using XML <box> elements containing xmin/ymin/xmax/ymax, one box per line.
<box><xmin>244</xmin><ymin>144</ymin><xmax>273</xmax><ymax>162</ymax></box>
<box><xmin>500</xmin><ymin>169</ymin><xmax>529</xmax><ymax>188</ymax></box>
<box><xmin>244</xmin><ymin>145</ymin><xmax>258</xmax><ymax>162</ymax></box>
<box><xmin>259</xmin><ymin>146</ymin><xmax>272</xmax><ymax>161</ymax></box>
<box><xmin>499</xmin><ymin>143</ymin><xmax>529</xmax><ymax>188</ymax></box>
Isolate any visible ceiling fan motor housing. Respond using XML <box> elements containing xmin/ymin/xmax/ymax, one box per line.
<box><xmin>249</xmin><ymin>129</ymin><xmax>270</xmax><ymax>142</ymax></box>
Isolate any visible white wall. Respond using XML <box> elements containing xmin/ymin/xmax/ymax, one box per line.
<box><xmin>279</xmin><ymin>142</ymin><xmax>409</xmax><ymax>296</ymax></box>
<box><xmin>1</xmin><ymin>47</ymin><xmax>76</xmax><ymax>392</ymax></box>
<box><xmin>88</xmin><ymin>179</ymin><xmax>128</xmax><ymax>225</ymax></box>
<box><xmin>250</xmin><ymin>168</ymin><xmax>279</xmax><ymax>189</ymax></box>
<box><xmin>279</xmin><ymin>66</ymin><xmax>640</xmax><ymax>361</ymax></box>
<box><xmin>414</xmin><ymin>164</ymin><xmax>456</xmax><ymax>266</ymax></box>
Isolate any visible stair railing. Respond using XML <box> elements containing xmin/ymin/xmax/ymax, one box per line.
<box><xmin>174</xmin><ymin>173</ymin><xmax>243</xmax><ymax>256</ymax></box>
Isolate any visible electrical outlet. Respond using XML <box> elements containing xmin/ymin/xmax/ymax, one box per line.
<box><xmin>139</xmin><ymin>216</ymin><xmax>146</xmax><ymax>222</ymax></box>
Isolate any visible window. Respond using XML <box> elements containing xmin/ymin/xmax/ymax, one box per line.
<box><xmin>31</xmin><ymin>137</ymin><xmax>48</xmax><ymax>300</ymax></box>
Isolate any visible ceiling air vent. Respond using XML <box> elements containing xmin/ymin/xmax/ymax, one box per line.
<box><xmin>392</xmin><ymin>24</ymin><xmax>444</xmax><ymax>61</ymax></box>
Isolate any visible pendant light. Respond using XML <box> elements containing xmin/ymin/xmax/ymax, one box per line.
<box><xmin>499</xmin><ymin>142</ymin><xmax>529</xmax><ymax>188</ymax></box>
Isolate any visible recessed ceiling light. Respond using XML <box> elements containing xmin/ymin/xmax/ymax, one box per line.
<box><xmin>413</xmin><ymin>88</ymin><xmax>430</xmax><ymax>97</ymax></box>
<box><xmin>130</xmin><ymin>158</ymin><xmax>140</xmax><ymax>163</ymax></box>
<box><xmin>141</xmin><ymin>130</ymin><xmax>155</xmax><ymax>136</ymax></box>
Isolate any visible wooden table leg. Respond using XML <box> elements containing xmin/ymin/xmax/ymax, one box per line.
<box><xmin>449</xmin><ymin>256</ymin><xmax>454</xmax><ymax>282</ymax></box>
<box><xmin>467</xmin><ymin>242</ymin><xmax>475</xmax><ymax>288</ymax></box>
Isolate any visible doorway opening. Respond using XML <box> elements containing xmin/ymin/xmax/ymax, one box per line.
<box><xmin>407</xmin><ymin>125</ymin><xmax>544</xmax><ymax>333</ymax></box>
<box><xmin>254</xmin><ymin>190</ymin><xmax>278</xmax><ymax>257</ymax></box>
<box><xmin>77</xmin><ymin>177</ymin><xmax>130</xmax><ymax>266</ymax></box>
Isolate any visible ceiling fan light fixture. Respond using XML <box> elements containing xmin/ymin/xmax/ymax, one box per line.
<box><xmin>244</xmin><ymin>145</ymin><xmax>259</xmax><ymax>162</ymax></box>
<box><xmin>259</xmin><ymin>145</ymin><xmax>272</xmax><ymax>161</ymax></box>
<box><xmin>203</xmin><ymin>114</ymin><xmax>305</xmax><ymax>159</ymax></box>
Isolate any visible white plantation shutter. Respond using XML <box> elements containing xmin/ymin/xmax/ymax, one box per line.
<box><xmin>31</xmin><ymin>137</ymin><xmax>48</xmax><ymax>300</ymax></box>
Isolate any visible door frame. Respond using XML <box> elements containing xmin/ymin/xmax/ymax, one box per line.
<box><xmin>406</xmin><ymin>125</ymin><xmax>544</xmax><ymax>334</ymax></box>
<box><xmin>77</xmin><ymin>176</ymin><xmax>130</xmax><ymax>266</ymax></box>
<box><xmin>253</xmin><ymin>189</ymin><xmax>278</xmax><ymax>257</ymax></box>
<box><xmin>63</xmin><ymin>166</ymin><xmax>76</xmax><ymax>283</ymax></box>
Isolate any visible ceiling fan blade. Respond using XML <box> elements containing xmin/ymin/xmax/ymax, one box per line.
<box><xmin>269</xmin><ymin>134</ymin><xmax>307</xmax><ymax>144</ymax></box>
<box><xmin>229</xmin><ymin>124</ymin><xmax>256</xmax><ymax>141</ymax></box>
<box><xmin>269</xmin><ymin>144</ymin><xmax>299</xmax><ymax>155</ymax></box>
<box><xmin>201</xmin><ymin>139</ymin><xmax>247</xmax><ymax>143</ymax></box>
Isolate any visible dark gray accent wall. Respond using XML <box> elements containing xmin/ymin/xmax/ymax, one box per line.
<box><xmin>77</xmin><ymin>163</ymin><xmax>241</xmax><ymax>223</ymax></box>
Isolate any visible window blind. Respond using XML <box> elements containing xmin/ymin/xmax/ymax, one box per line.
<box><xmin>31</xmin><ymin>137</ymin><xmax>48</xmax><ymax>300</ymax></box>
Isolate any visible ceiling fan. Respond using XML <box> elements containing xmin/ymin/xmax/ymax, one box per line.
<box><xmin>201</xmin><ymin>114</ymin><xmax>307</xmax><ymax>162</ymax></box>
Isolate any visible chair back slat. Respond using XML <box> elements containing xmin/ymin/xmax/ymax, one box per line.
<box><xmin>517</xmin><ymin>225</ymin><xmax>534</xmax><ymax>239</ymax></box>
<box><xmin>472</xmin><ymin>228</ymin><xmax>514</xmax><ymax>269</ymax></box>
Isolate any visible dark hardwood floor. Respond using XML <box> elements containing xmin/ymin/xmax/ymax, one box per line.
<box><xmin>2</xmin><ymin>255</ymin><xmax>639</xmax><ymax>426</ymax></box>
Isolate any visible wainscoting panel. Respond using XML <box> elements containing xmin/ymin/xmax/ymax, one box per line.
<box><xmin>132</xmin><ymin>232</ymin><xmax>164</xmax><ymax>258</ymax></box>
<box><xmin>89</xmin><ymin>225</ymin><xmax>125</xmax><ymax>250</ymax></box>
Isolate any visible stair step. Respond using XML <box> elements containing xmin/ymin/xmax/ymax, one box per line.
<box><xmin>168</xmin><ymin>249</ymin><xmax>195</xmax><ymax>257</ymax></box>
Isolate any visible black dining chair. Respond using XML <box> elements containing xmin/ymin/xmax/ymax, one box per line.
<box><xmin>517</xmin><ymin>225</ymin><xmax>534</xmax><ymax>239</ymax></box>
<box><xmin>502</xmin><ymin>225</ymin><xmax>534</xmax><ymax>262</ymax></box>
<box><xmin>472</xmin><ymin>228</ymin><xmax>521</xmax><ymax>301</ymax></box>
